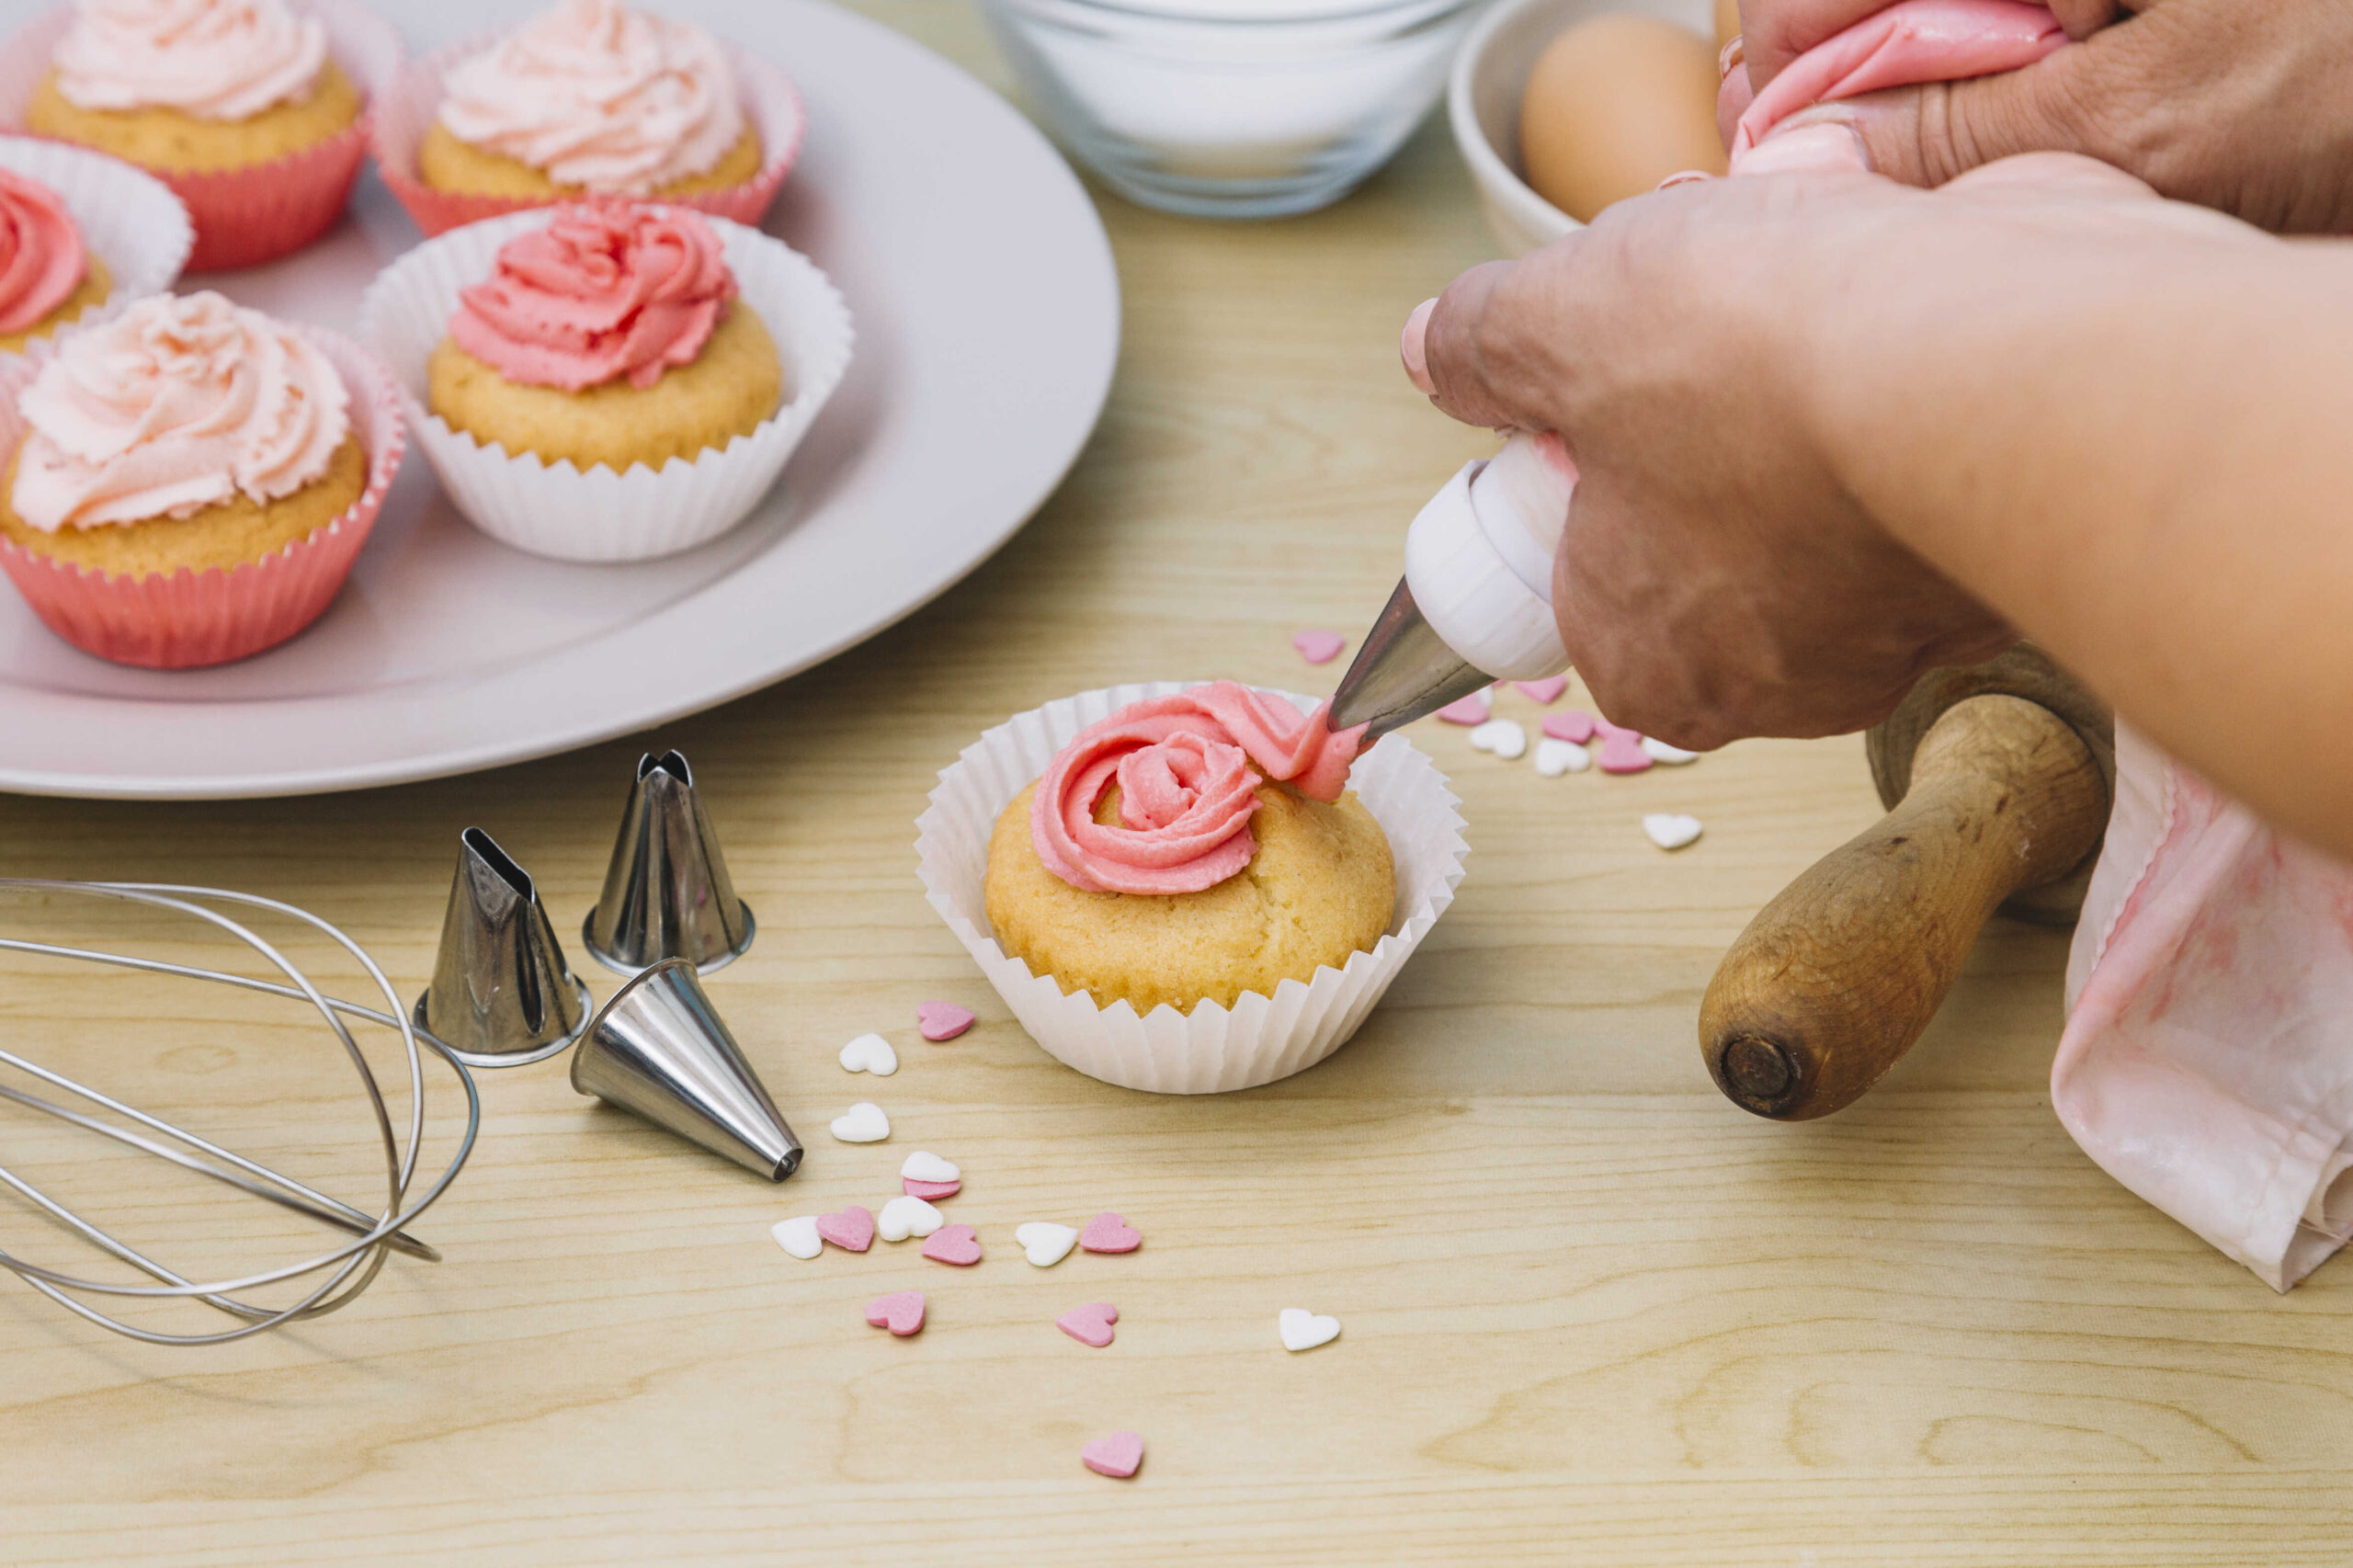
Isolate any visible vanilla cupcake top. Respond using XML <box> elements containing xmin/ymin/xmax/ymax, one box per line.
<box><xmin>437</xmin><ymin>0</ymin><xmax>745</xmax><ymax>194</ymax></box>
<box><xmin>450</xmin><ymin>199</ymin><xmax>737</xmax><ymax>392</ymax></box>
<box><xmin>10</xmin><ymin>291</ymin><xmax>349</xmax><ymax>532</ymax></box>
<box><xmin>0</xmin><ymin>170</ymin><xmax>88</xmax><ymax>338</ymax></box>
<box><xmin>51</xmin><ymin>0</ymin><xmax>329</xmax><ymax>122</ymax></box>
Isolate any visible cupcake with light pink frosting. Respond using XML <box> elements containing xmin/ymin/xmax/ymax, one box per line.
<box><xmin>0</xmin><ymin>290</ymin><xmax>404</xmax><ymax>667</ymax></box>
<box><xmin>373</xmin><ymin>0</ymin><xmax>805</xmax><ymax>238</ymax></box>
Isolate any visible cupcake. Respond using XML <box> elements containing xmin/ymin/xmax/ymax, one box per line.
<box><xmin>0</xmin><ymin>0</ymin><xmax>403</xmax><ymax>270</ymax></box>
<box><xmin>0</xmin><ymin>165</ymin><xmax>106</xmax><ymax>355</ymax></box>
<box><xmin>0</xmin><ymin>139</ymin><xmax>190</xmax><ymax>356</ymax></box>
<box><xmin>358</xmin><ymin>199</ymin><xmax>852</xmax><ymax>562</ymax></box>
<box><xmin>0</xmin><ymin>290</ymin><xmax>404</xmax><ymax>667</ymax></box>
<box><xmin>373</xmin><ymin>0</ymin><xmax>804</xmax><ymax>237</ymax></box>
<box><xmin>919</xmin><ymin>681</ymin><xmax>1470</xmax><ymax>1094</ymax></box>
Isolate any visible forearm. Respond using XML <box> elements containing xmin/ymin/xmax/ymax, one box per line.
<box><xmin>1810</xmin><ymin>217</ymin><xmax>2353</xmax><ymax>853</ymax></box>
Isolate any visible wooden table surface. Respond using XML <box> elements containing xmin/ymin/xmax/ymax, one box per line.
<box><xmin>3</xmin><ymin>6</ymin><xmax>2347</xmax><ymax>1563</ymax></box>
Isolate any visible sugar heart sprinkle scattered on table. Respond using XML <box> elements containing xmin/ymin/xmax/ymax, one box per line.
<box><xmin>1641</xmin><ymin>736</ymin><xmax>1699</xmax><ymax>766</ymax></box>
<box><xmin>878</xmin><ymin>1195</ymin><xmax>945</xmax><ymax>1242</ymax></box>
<box><xmin>904</xmin><ymin>1176</ymin><xmax>961</xmax><ymax>1200</ymax></box>
<box><xmin>1542</xmin><ymin>710</ymin><xmax>1597</xmax><ymax>744</ymax></box>
<box><xmin>837</xmin><ymin>1033</ymin><xmax>897</xmax><ymax>1075</ymax></box>
<box><xmin>915</xmin><ymin>1001</ymin><xmax>974</xmax><ymax>1041</ymax></box>
<box><xmin>1080</xmin><ymin>1212</ymin><xmax>1142</xmax><ymax>1254</ymax></box>
<box><xmin>771</xmin><ymin>1216</ymin><xmax>822</xmax><ymax>1259</ymax></box>
<box><xmin>1533</xmin><ymin>737</ymin><xmax>1589</xmax><ymax>778</ymax></box>
<box><xmin>1057</xmin><ymin>1302</ymin><xmax>1120</xmax><ymax>1347</ymax></box>
<box><xmin>815</xmin><ymin>1205</ymin><xmax>875</xmax><ymax>1253</ymax></box>
<box><xmin>921</xmin><ymin>1223</ymin><xmax>982</xmax><ymax>1266</ymax></box>
<box><xmin>1017</xmin><ymin>1221</ymin><xmax>1079</xmax><ymax>1267</ymax></box>
<box><xmin>1595</xmin><ymin>723</ymin><xmax>1652</xmax><ymax>774</ymax></box>
<box><xmin>1435</xmin><ymin>692</ymin><xmax>1491</xmax><ymax>725</ymax></box>
<box><xmin>1643</xmin><ymin>813</ymin><xmax>1703</xmax><ymax>850</ymax></box>
<box><xmin>1469</xmin><ymin>718</ymin><xmax>1527</xmax><ymax>759</ymax></box>
<box><xmin>1081</xmin><ymin>1431</ymin><xmax>1143</xmax><ymax>1478</ymax></box>
<box><xmin>830</xmin><ymin>1102</ymin><xmax>891</xmax><ymax>1142</ymax></box>
<box><xmin>1291</xmin><ymin>629</ymin><xmax>1346</xmax><ymax>665</ymax></box>
<box><xmin>1279</xmin><ymin>1308</ymin><xmax>1342</xmax><ymax>1351</ymax></box>
<box><xmin>865</xmin><ymin>1290</ymin><xmax>926</xmax><ymax>1336</ymax></box>
<box><xmin>1514</xmin><ymin>676</ymin><xmax>1568</xmax><ymax>704</ymax></box>
<box><xmin>901</xmin><ymin>1151</ymin><xmax>961</xmax><ymax>1199</ymax></box>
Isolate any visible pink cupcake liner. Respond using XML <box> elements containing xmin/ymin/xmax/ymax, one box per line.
<box><xmin>371</xmin><ymin>28</ymin><xmax>805</xmax><ymax>239</ymax></box>
<box><xmin>0</xmin><ymin>326</ymin><xmax>407</xmax><ymax>669</ymax></box>
<box><xmin>0</xmin><ymin>1</ymin><xmax>404</xmax><ymax>273</ymax></box>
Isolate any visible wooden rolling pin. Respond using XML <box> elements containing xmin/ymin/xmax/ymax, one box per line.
<box><xmin>1700</xmin><ymin>646</ymin><xmax>2115</xmax><ymax>1120</ymax></box>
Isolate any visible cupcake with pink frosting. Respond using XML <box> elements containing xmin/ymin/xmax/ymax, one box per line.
<box><xmin>358</xmin><ymin>197</ymin><xmax>851</xmax><ymax>562</ymax></box>
<box><xmin>917</xmin><ymin>681</ymin><xmax>1471</xmax><ymax>1094</ymax></box>
<box><xmin>0</xmin><ymin>136</ymin><xmax>191</xmax><ymax>358</ymax></box>
<box><xmin>374</xmin><ymin>0</ymin><xmax>805</xmax><ymax>238</ymax></box>
<box><xmin>0</xmin><ymin>0</ymin><xmax>403</xmax><ymax>271</ymax></box>
<box><xmin>0</xmin><ymin>290</ymin><xmax>404</xmax><ymax>667</ymax></box>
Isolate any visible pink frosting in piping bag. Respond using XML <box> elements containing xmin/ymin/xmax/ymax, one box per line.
<box><xmin>450</xmin><ymin>198</ymin><xmax>735</xmax><ymax>392</ymax></box>
<box><xmin>0</xmin><ymin>168</ymin><xmax>86</xmax><ymax>337</ymax></box>
<box><xmin>1030</xmin><ymin>682</ymin><xmax>1368</xmax><ymax>895</ymax></box>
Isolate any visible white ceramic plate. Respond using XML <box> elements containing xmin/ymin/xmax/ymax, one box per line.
<box><xmin>0</xmin><ymin>0</ymin><xmax>1119</xmax><ymax>798</ymax></box>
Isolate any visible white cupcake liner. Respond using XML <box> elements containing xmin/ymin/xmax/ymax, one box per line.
<box><xmin>916</xmin><ymin>682</ymin><xmax>1472</xmax><ymax>1094</ymax></box>
<box><xmin>0</xmin><ymin>134</ymin><xmax>189</xmax><ymax>352</ymax></box>
<box><xmin>355</xmin><ymin>205</ymin><xmax>854</xmax><ymax>562</ymax></box>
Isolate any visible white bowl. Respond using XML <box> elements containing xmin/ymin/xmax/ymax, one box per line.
<box><xmin>1449</xmin><ymin>0</ymin><xmax>1714</xmax><ymax>256</ymax></box>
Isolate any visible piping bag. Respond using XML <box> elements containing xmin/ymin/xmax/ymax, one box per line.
<box><xmin>1340</xmin><ymin>0</ymin><xmax>2353</xmax><ymax>1289</ymax></box>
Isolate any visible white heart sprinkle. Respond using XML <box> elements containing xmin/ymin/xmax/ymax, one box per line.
<box><xmin>877</xmin><ymin>1195</ymin><xmax>945</xmax><ymax>1242</ymax></box>
<box><xmin>1641</xmin><ymin>737</ymin><xmax>1699</xmax><ymax>765</ymax></box>
<box><xmin>837</xmin><ymin>1032</ymin><xmax>899</xmax><ymax>1075</ymax></box>
<box><xmin>901</xmin><ymin>1151</ymin><xmax>961</xmax><ymax>1184</ymax></box>
<box><xmin>771</xmin><ymin>1216</ymin><xmax>822</xmax><ymax>1260</ymax></box>
<box><xmin>1279</xmin><ymin>1307</ymin><xmax>1342</xmax><ymax>1351</ymax></box>
<box><xmin>1016</xmin><ymin>1221</ymin><xmax>1080</xmax><ymax>1267</ymax></box>
<box><xmin>1533</xmin><ymin>737</ymin><xmax>1590</xmax><ymax>777</ymax></box>
<box><xmin>829</xmin><ymin>1102</ymin><xmax>891</xmax><ymax>1142</ymax></box>
<box><xmin>1468</xmin><ymin>718</ymin><xmax>1528</xmax><ymax>759</ymax></box>
<box><xmin>1643</xmin><ymin>813</ymin><xmax>1703</xmax><ymax>850</ymax></box>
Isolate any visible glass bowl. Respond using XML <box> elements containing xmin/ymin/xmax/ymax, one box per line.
<box><xmin>981</xmin><ymin>0</ymin><xmax>1494</xmax><ymax>218</ymax></box>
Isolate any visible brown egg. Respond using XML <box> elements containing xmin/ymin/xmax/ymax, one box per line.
<box><xmin>1518</xmin><ymin>15</ymin><xmax>1729</xmax><ymax>224</ymax></box>
<box><xmin>1715</xmin><ymin>0</ymin><xmax>1742</xmax><ymax>53</ymax></box>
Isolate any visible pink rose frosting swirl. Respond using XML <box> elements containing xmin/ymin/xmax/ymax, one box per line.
<box><xmin>51</xmin><ymin>0</ymin><xmax>330</xmax><ymax>122</ymax></box>
<box><xmin>1029</xmin><ymin>682</ymin><xmax>1369</xmax><ymax>895</ymax></box>
<box><xmin>0</xmin><ymin>168</ymin><xmax>87</xmax><ymax>337</ymax></box>
<box><xmin>438</xmin><ymin>0</ymin><xmax>745</xmax><ymax>194</ymax></box>
<box><xmin>9</xmin><ymin>291</ymin><xmax>350</xmax><ymax>532</ymax></box>
<box><xmin>451</xmin><ymin>198</ymin><xmax>736</xmax><ymax>392</ymax></box>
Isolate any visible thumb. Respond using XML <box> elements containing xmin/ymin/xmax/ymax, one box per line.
<box><xmin>1410</xmin><ymin>257</ymin><xmax>1562</xmax><ymax>433</ymax></box>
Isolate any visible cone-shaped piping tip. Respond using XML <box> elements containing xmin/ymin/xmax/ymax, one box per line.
<box><xmin>414</xmin><ymin>828</ymin><xmax>593</xmax><ymax>1070</ymax></box>
<box><xmin>582</xmin><ymin>750</ymin><xmax>756</xmax><ymax>976</ymax></box>
<box><xmin>1327</xmin><ymin>577</ymin><xmax>1495</xmax><ymax>744</ymax></box>
<box><xmin>571</xmin><ymin>958</ymin><xmax>801</xmax><ymax>1181</ymax></box>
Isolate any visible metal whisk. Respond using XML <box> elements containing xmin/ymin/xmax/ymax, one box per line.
<box><xmin>0</xmin><ymin>880</ymin><xmax>480</xmax><ymax>1346</ymax></box>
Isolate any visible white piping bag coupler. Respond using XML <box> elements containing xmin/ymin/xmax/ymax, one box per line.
<box><xmin>1328</xmin><ymin>431</ymin><xmax>1574</xmax><ymax>738</ymax></box>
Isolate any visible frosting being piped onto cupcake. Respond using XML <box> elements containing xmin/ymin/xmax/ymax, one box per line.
<box><xmin>449</xmin><ymin>199</ymin><xmax>737</xmax><ymax>392</ymax></box>
<box><xmin>0</xmin><ymin>170</ymin><xmax>86</xmax><ymax>337</ymax></box>
<box><xmin>437</xmin><ymin>0</ymin><xmax>745</xmax><ymax>194</ymax></box>
<box><xmin>51</xmin><ymin>0</ymin><xmax>329</xmax><ymax>121</ymax></box>
<box><xmin>10</xmin><ymin>291</ymin><xmax>349</xmax><ymax>531</ymax></box>
<box><xmin>1030</xmin><ymin>682</ymin><xmax>1368</xmax><ymax>895</ymax></box>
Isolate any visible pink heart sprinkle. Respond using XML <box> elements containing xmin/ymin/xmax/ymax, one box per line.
<box><xmin>1079</xmin><ymin>1211</ymin><xmax>1142</xmax><ymax>1254</ymax></box>
<box><xmin>922</xmin><ymin>1224</ymin><xmax>982</xmax><ymax>1266</ymax></box>
<box><xmin>916</xmin><ymin>1002</ymin><xmax>975</xmax><ymax>1041</ymax></box>
<box><xmin>1082</xmin><ymin>1431</ymin><xmax>1143</xmax><ymax>1479</ymax></box>
<box><xmin>1594</xmin><ymin>722</ymin><xmax>1652</xmax><ymax>774</ymax></box>
<box><xmin>1514</xmin><ymin>676</ymin><xmax>1568</xmax><ymax>704</ymax></box>
<box><xmin>864</xmin><ymin>1290</ymin><xmax>926</xmax><ymax>1337</ymax></box>
<box><xmin>1435</xmin><ymin>693</ymin><xmax>1490</xmax><ymax>725</ymax></box>
<box><xmin>1057</xmin><ymin>1301</ymin><xmax>1120</xmax><ymax>1347</ymax></box>
<box><xmin>1292</xmin><ymin>629</ymin><xmax>1346</xmax><ymax>665</ymax></box>
<box><xmin>1541</xmin><ymin>710</ymin><xmax>1597</xmax><ymax>744</ymax></box>
<box><xmin>816</xmin><ymin>1205</ymin><xmax>875</xmax><ymax>1253</ymax></box>
<box><xmin>904</xmin><ymin>1177</ymin><xmax>962</xmax><ymax>1201</ymax></box>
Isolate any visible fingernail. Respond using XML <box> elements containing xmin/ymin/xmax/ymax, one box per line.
<box><xmin>1656</xmin><ymin>169</ymin><xmax>1714</xmax><ymax>190</ymax></box>
<box><xmin>1717</xmin><ymin>34</ymin><xmax>1743</xmax><ymax>81</ymax></box>
<box><xmin>1401</xmin><ymin>297</ymin><xmax>1438</xmax><ymax>395</ymax></box>
<box><xmin>1731</xmin><ymin>121</ymin><xmax>1870</xmax><ymax>176</ymax></box>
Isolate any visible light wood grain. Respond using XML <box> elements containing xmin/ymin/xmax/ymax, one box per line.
<box><xmin>0</xmin><ymin>4</ymin><xmax>2346</xmax><ymax>1563</ymax></box>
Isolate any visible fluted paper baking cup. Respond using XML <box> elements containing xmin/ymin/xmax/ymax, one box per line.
<box><xmin>356</xmin><ymin>206</ymin><xmax>853</xmax><ymax>562</ymax></box>
<box><xmin>916</xmin><ymin>682</ymin><xmax>1471</xmax><ymax>1094</ymax></box>
<box><xmin>371</xmin><ymin>30</ymin><xmax>805</xmax><ymax>239</ymax></box>
<box><xmin>0</xmin><ymin>1</ymin><xmax>404</xmax><ymax>272</ymax></box>
<box><xmin>0</xmin><ymin>326</ymin><xmax>406</xmax><ymax>668</ymax></box>
<box><xmin>0</xmin><ymin>136</ymin><xmax>189</xmax><ymax>349</ymax></box>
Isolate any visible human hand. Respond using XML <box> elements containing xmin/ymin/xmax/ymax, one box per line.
<box><xmin>1723</xmin><ymin>0</ymin><xmax>2353</xmax><ymax>233</ymax></box>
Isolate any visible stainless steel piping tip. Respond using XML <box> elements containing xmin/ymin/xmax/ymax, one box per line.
<box><xmin>1326</xmin><ymin>577</ymin><xmax>1494</xmax><ymax>744</ymax></box>
<box><xmin>414</xmin><ymin>827</ymin><xmax>593</xmax><ymax>1070</ymax></box>
<box><xmin>570</xmin><ymin>958</ymin><xmax>801</xmax><ymax>1182</ymax></box>
<box><xmin>582</xmin><ymin>750</ymin><xmax>756</xmax><ymax>977</ymax></box>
